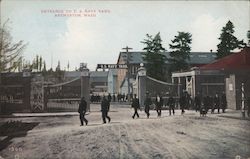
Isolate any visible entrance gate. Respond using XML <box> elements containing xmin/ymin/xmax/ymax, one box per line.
<box><xmin>44</xmin><ymin>77</ymin><xmax>82</xmax><ymax>112</ymax></box>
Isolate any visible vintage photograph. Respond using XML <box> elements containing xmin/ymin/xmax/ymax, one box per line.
<box><xmin>0</xmin><ymin>0</ymin><xmax>250</xmax><ymax>158</ymax></box>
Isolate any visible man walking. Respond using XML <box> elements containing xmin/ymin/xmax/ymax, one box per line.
<box><xmin>194</xmin><ymin>93</ymin><xmax>201</xmax><ymax>112</ymax></box>
<box><xmin>203</xmin><ymin>95</ymin><xmax>209</xmax><ymax>113</ymax></box>
<box><xmin>144</xmin><ymin>92</ymin><xmax>152</xmax><ymax>118</ymax></box>
<box><xmin>108</xmin><ymin>93</ymin><xmax>112</xmax><ymax>103</ymax></box>
<box><xmin>78</xmin><ymin>97</ymin><xmax>88</xmax><ymax>126</ymax></box>
<box><xmin>132</xmin><ymin>94</ymin><xmax>140</xmax><ymax>119</ymax></box>
<box><xmin>155</xmin><ymin>94</ymin><xmax>163</xmax><ymax>117</ymax></box>
<box><xmin>101</xmin><ymin>96</ymin><xmax>111</xmax><ymax>124</ymax></box>
<box><xmin>167</xmin><ymin>95</ymin><xmax>175</xmax><ymax>116</ymax></box>
<box><xmin>221</xmin><ymin>92</ymin><xmax>227</xmax><ymax>113</ymax></box>
<box><xmin>179</xmin><ymin>94</ymin><xmax>186</xmax><ymax>115</ymax></box>
<box><xmin>213</xmin><ymin>93</ymin><xmax>220</xmax><ymax>114</ymax></box>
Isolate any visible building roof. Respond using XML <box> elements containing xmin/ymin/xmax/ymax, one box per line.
<box><xmin>117</xmin><ymin>51</ymin><xmax>217</xmax><ymax>65</ymax></box>
<box><xmin>200</xmin><ymin>47</ymin><xmax>250</xmax><ymax>70</ymax></box>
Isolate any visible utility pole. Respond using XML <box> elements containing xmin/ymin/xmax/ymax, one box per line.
<box><xmin>122</xmin><ymin>46</ymin><xmax>132</xmax><ymax>102</ymax></box>
<box><xmin>241</xmin><ymin>83</ymin><xmax>245</xmax><ymax>118</ymax></box>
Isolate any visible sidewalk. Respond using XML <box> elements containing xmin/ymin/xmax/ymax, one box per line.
<box><xmin>0</xmin><ymin>112</ymin><xmax>79</xmax><ymax>118</ymax></box>
<box><xmin>217</xmin><ymin>109</ymin><xmax>250</xmax><ymax>121</ymax></box>
<box><xmin>0</xmin><ymin>104</ymin><xmax>130</xmax><ymax>118</ymax></box>
<box><xmin>0</xmin><ymin>108</ymin><xmax>249</xmax><ymax>120</ymax></box>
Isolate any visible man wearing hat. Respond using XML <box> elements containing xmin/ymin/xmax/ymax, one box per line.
<box><xmin>144</xmin><ymin>91</ymin><xmax>152</xmax><ymax>118</ymax></box>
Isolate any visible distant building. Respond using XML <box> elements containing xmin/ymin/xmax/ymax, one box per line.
<box><xmin>117</xmin><ymin>51</ymin><xmax>217</xmax><ymax>94</ymax></box>
<box><xmin>90</xmin><ymin>71</ymin><xmax>108</xmax><ymax>95</ymax></box>
<box><xmin>172</xmin><ymin>47</ymin><xmax>250</xmax><ymax>110</ymax></box>
<box><xmin>64</xmin><ymin>71</ymin><xmax>108</xmax><ymax>95</ymax></box>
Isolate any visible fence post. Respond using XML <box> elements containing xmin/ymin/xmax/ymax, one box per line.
<box><xmin>80</xmin><ymin>63</ymin><xmax>90</xmax><ymax>112</ymax></box>
<box><xmin>23</xmin><ymin>69</ymin><xmax>31</xmax><ymax>112</ymax></box>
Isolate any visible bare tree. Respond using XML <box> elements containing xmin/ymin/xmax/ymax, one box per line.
<box><xmin>0</xmin><ymin>20</ymin><xmax>27</xmax><ymax>72</ymax></box>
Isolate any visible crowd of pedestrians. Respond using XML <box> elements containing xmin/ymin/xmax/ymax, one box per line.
<box><xmin>90</xmin><ymin>93</ymin><xmax>133</xmax><ymax>103</ymax></box>
<box><xmin>78</xmin><ymin>91</ymin><xmax>250</xmax><ymax>126</ymax></box>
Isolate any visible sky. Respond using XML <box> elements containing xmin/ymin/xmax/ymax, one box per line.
<box><xmin>1</xmin><ymin>0</ymin><xmax>249</xmax><ymax>71</ymax></box>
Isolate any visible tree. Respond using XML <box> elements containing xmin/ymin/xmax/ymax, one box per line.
<box><xmin>169</xmin><ymin>31</ymin><xmax>192</xmax><ymax>72</ymax></box>
<box><xmin>141</xmin><ymin>32</ymin><xmax>166</xmax><ymax>81</ymax></box>
<box><xmin>23</xmin><ymin>60</ymin><xmax>32</xmax><ymax>70</ymax></box>
<box><xmin>56</xmin><ymin>60</ymin><xmax>61</xmax><ymax>71</ymax></box>
<box><xmin>39</xmin><ymin>56</ymin><xmax>42</xmax><ymax>71</ymax></box>
<box><xmin>217</xmin><ymin>20</ymin><xmax>246</xmax><ymax>59</ymax></box>
<box><xmin>0</xmin><ymin>20</ymin><xmax>27</xmax><ymax>72</ymax></box>
<box><xmin>42</xmin><ymin>60</ymin><xmax>46</xmax><ymax>72</ymax></box>
<box><xmin>67</xmin><ymin>61</ymin><xmax>70</xmax><ymax>71</ymax></box>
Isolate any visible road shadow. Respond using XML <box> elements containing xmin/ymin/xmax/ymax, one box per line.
<box><xmin>0</xmin><ymin>120</ymin><xmax>39</xmax><ymax>151</ymax></box>
<box><xmin>86</xmin><ymin>121</ymin><xmax>121</xmax><ymax>127</ymax></box>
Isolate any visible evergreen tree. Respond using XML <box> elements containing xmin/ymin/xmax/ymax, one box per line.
<box><xmin>0</xmin><ymin>20</ymin><xmax>27</xmax><ymax>72</ymax></box>
<box><xmin>36</xmin><ymin>55</ymin><xmax>39</xmax><ymax>71</ymax></box>
<box><xmin>39</xmin><ymin>56</ymin><xmax>42</xmax><ymax>71</ymax></box>
<box><xmin>43</xmin><ymin>60</ymin><xmax>46</xmax><ymax>72</ymax></box>
<box><xmin>217</xmin><ymin>20</ymin><xmax>246</xmax><ymax>58</ymax></box>
<box><xmin>67</xmin><ymin>61</ymin><xmax>70</xmax><ymax>71</ymax></box>
<box><xmin>56</xmin><ymin>60</ymin><xmax>61</xmax><ymax>71</ymax></box>
<box><xmin>169</xmin><ymin>31</ymin><xmax>192</xmax><ymax>72</ymax></box>
<box><xmin>141</xmin><ymin>32</ymin><xmax>166</xmax><ymax>81</ymax></box>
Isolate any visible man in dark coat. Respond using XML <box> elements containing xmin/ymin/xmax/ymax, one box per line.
<box><xmin>112</xmin><ymin>94</ymin><xmax>116</xmax><ymax>102</ymax></box>
<box><xmin>221</xmin><ymin>92</ymin><xmax>227</xmax><ymax>113</ymax></box>
<box><xmin>132</xmin><ymin>94</ymin><xmax>140</xmax><ymax>119</ymax></box>
<box><xmin>213</xmin><ymin>93</ymin><xmax>220</xmax><ymax>114</ymax></box>
<box><xmin>179</xmin><ymin>94</ymin><xmax>186</xmax><ymax>115</ymax></box>
<box><xmin>78</xmin><ymin>97</ymin><xmax>88</xmax><ymax>126</ymax></box>
<box><xmin>155</xmin><ymin>94</ymin><xmax>163</xmax><ymax>117</ymax></box>
<box><xmin>101</xmin><ymin>96</ymin><xmax>111</xmax><ymax>124</ymax></box>
<box><xmin>167</xmin><ymin>95</ymin><xmax>175</xmax><ymax>116</ymax></box>
<box><xmin>108</xmin><ymin>93</ymin><xmax>112</xmax><ymax>103</ymax></box>
<box><xmin>194</xmin><ymin>93</ymin><xmax>201</xmax><ymax>112</ymax></box>
<box><xmin>203</xmin><ymin>95</ymin><xmax>209</xmax><ymax>113</ymax></box>
<box><xmin>144</xmin><ymin>92</ymin><xmax>152</xmax><ymax>118</ymax></box>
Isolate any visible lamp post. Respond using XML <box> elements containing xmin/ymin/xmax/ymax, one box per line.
<box><xmin>122</xmin><ymin>46</ymin><xmax>132</xmax><ymax>102</ymax></box>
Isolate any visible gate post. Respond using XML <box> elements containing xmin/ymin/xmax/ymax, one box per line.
<box><xmin>137</xmin><ymin>63</ymin><xmax>146</xmax><ymax>107</ymax></box>
<box><xmin>23</xmin><ymin>69</ymin><xmax>31</xmax><ymax>112</ymax></box>
<box><xmin>30</xmin><ymin>74</ymin><xmax>44</xmax><ymax>112</ymax></box>
<box><xmin>80</xmin><ymin>63</ymin><xmax>90</xmax><ymax>112</ymax></box>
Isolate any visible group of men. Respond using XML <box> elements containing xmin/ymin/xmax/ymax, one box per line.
<box><xmin>78</xmin><ymin>96</ymin><xmax>111</xmax><ymax>126</ymax></box>
<box><xmin>132</xmin><ymin>91</ymin><xmax>229</xmax><ymax>119</ymax></box>
<box><xmin>131</xmin><ymin>92</ymin><xmax>176</xmax><ymax>119</ymax></box>
<box><xmin>90</xmin><ymin>93</ymin><xmax>133</xmax><ymax>103</ymax></box>
<box><xmin>193</xmin><ymin>92</ymin><xmax>227</xmax><ymax>114</ymax></box>
<box><xmin>79</xmin><ymin>91</ymin><xmax>250</xmax><ymax>126</ymax></box>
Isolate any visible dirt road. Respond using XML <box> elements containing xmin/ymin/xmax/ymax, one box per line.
<box><xmin>0</xmin><ymin>104</ymin><xmax>249</xmax><ymax>159</ymax></box>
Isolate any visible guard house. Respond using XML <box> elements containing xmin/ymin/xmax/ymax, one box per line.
<box><xmin>172</xmin><ymin>47</ymin><xmax>250</xmax><ymax>110</ymax></box>
<box><xmin>117</xmin><ymin>51</ymin><xmax>217</xmax><ymax>94</ymax></box>
<box><xmin>172</xmin><ymin>68</ymin><xmax>225</xmax><ymax>98</ymax></box>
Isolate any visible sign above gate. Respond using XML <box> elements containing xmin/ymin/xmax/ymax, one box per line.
<box><xmin>97</xmin><ymin>64</ymin><xmax>128</xmax><ymax>69</ymax></box>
